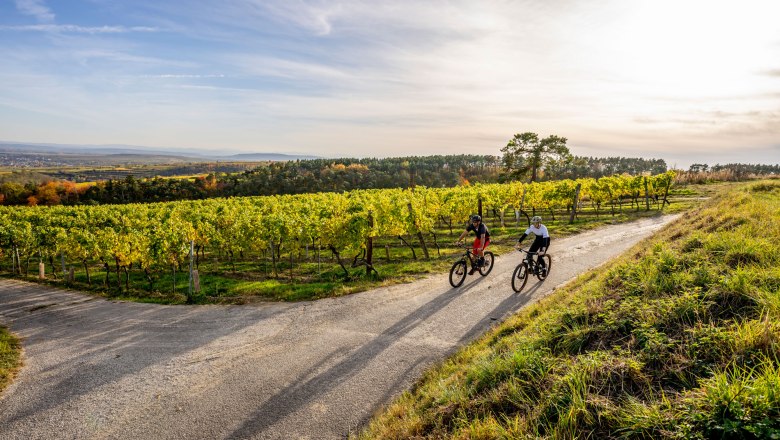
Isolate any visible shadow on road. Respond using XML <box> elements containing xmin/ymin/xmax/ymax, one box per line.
<box><xmin>226</xmin><ymin>284</ymin><xmax>464</xmax><ymax>438</ymax></box>
<box><xmin>0</xmin><ymin>279</ymin><xmax>280</xmax><ymax>430</ymax></box>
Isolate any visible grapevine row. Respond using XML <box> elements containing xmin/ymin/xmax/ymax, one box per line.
<box><xmin>0</xmin><ymin>172</ymin><xmax>674</xmax><ymax>287</ymax></box>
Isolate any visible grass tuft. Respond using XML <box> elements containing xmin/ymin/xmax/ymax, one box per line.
<box><xmin>0</xmin><ymin>325</ymin><xmax>22</xmax><ymax>395</ymax></box>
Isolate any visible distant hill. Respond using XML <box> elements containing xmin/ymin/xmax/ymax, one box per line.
<box><xmin>0</xmin><ymin>141</ymin><xmax>321</xmax><ymax>167</ymax></box>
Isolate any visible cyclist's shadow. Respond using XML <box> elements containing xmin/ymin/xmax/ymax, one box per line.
<box><xmin>516</xmin><ymin>279</ymin><xmax>545</xmax><ymax>297</ymax></box>
<box><xmin>448</xmin><ymin>272</ymin><xmax>492</xmax><ymax>293</ymax></box>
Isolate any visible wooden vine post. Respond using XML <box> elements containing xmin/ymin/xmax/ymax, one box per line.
<box><xmin>644</xmin><ymin>177</ymin><xmax>651</xmax><ymax>211</ymax></box>
<box><xmin>188</xmin><ymin>240</ymin><xmax>196</xmax><ymax>304</ymax></box>
<box><xmin>366</xmin><ymin>211</ymin><xmax>374</xmax><ymax>276</ymax></box>
<box><xmin>569</xmin><ymin>183</ymin><xmax>582</xmax><ymax>224</ymax></box>
<box><xmin>661</xmin><ymin>177</ymin><xmax>672</xmax><ymax>208</ymax></box>
<box><xmin>407</xmin><ymin>203</ymin><xmax>429</xmax><ymax>260</ymax></box>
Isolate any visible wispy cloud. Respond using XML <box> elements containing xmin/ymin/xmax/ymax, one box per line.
<box><xmin>15</xmin><ymin>0</ymin><xmax>54</xmax><ymax>23</ymax></box>
<box><xmin>141</xmin><ymin>74</ymin><xmax>226</xmax><ymax>79</ymax></box>
<box><xmin>0</xmin><ymin>24</ymin><xmax>158</xmax><ymax>33</ymax></box>
<box><xmin>255</xmin><ymin>1</ymin><xmax>339</xmax><ymax>36</ymax></box>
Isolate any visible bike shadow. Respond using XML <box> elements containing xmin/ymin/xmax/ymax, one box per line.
<box><xmin>458</xmin><ymin>278</ymin><xmax>547</xmax><ymax>345</ymax></box>
<box><xmin>448</xmin><ymin>272</ymin><xmax>492</xmax><ymax>293</ymax></box>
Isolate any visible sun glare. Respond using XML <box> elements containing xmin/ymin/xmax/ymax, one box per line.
<box><xmin>605</xmin><ymin>0</ymin><xmax>779</xmax><ymax>98</ymax></box>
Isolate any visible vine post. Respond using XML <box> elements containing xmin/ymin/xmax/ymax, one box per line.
<box><xmin>407</xmin><ymin>203</ymin><xmax>429</xmax><ymax>260</ymax></box>
<box><xmin>661</xmin><ymin>175</ymin><xmax>672</xmax><ymax>208</ymax></box>
<box><xmin>187</xmin><ymin>240</ymin><xmax>194</xmax><ymax>304</ymax></box>
<box><xmin>569</xmin><ymin>183</ymin><xmax>582</xmax><ymax>224</ymax></box>
<box><xmin>366</xmin><ymin>211</ymin><xmax>374</xmax><ymax>276</ymax></box>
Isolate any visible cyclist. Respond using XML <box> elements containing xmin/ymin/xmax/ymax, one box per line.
<box><xmin>456</xmin><ymin>214</ymin><xmax>490</xmax><ymax>274</ymax></box>
<box><xmin>516</xmin><ymin>215</ymin><xmax>549</xmax><ymax>274</ymax></box>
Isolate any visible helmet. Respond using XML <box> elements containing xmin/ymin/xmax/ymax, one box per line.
<box><xmin>531</xmin><ymin>216</ymin><xmax>542</xmax><ymax>223</ymax></box>
<box><xmin>470</xmin><ymin>214</ymin><xmax>482</xmax><ymax>222</ymax></box>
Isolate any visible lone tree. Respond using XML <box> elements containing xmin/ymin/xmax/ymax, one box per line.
<box><xmin>500</xmin><ymin>132</ymin><xmax>572</xmax><ymax>182</ymax></box>
<box><xmin>689</xmin><ymin>163</ymin><xmax>709</xmax><ymax>173</ymax></box>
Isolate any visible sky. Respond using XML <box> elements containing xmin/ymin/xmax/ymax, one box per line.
<box><xmin>1</xmin><ymin>0</ymin><xmax>779</xmax><ymax>168</ymax></box>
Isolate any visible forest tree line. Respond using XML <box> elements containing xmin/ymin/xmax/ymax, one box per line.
<box><xmin>0</xmin><ymin>154</ymin><xmax>673</xmax><ymax>206</ymax></box>
<box><xmin>13</xmin><ymin>155</ymin><xmax>779</xmax><ymax>207</ymax></box>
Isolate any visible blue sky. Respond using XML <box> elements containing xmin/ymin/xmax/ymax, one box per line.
<box><xmin>1</xmin><ymin>0</ymin><xmax>779</xmax><ymax>168</ymax></box>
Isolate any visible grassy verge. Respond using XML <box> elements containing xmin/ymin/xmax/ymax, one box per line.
<box><xmin>359</xmin><ymin>180</ymin><xmax>780</xmax><ymax>439</ymax></box>
<box><xmin>0</xmin><ymin>325</ymin><xmax>22</xmax><ymax>395</ymax></box>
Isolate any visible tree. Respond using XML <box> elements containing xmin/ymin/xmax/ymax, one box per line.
<box><xmin>689</xmin><ymin>163</ymin><xmax>709</xmax><ymax>173</ymax></box>
<box><xmin>500</xmin><ymin>132</ymin><xmax>572</xmax><ymax>182</ymax></box>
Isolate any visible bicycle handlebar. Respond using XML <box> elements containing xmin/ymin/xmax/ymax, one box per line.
<box><xmin>454</xmin><ymin>242</ymin><xmax>481</xmax><ymax>252</ymax></box>
<box><xmin>516</xmin><ymin>248</ymin><xmax>546</xmax><ymax>256</ymax></box>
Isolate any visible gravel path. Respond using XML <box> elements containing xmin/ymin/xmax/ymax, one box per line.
<box><xmin>0</xmin><ymin>215</ymin><xmax>677</xmax><ymax>439</ymax></box>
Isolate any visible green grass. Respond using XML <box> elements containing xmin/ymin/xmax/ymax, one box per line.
<box><xmin>358</xmin><ymin>180</ymin><xmax>780</xmax><ymax>439</ymax></box>
<box><xmin>0</xmin><ymin>325</ymin><xmax>22</xmax><ymax>395</ymax></box>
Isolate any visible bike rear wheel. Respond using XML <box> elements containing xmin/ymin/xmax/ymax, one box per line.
<box><xmin>536</xmin><ymin>254</ymin><xmax>552</xmax><ymax>281</ymax></box>
<box><xmin>511</xmin><ymin>263</ymin><xmax>529</xmax><ymax>293</ymax></box>
<box><xmin>478</xmin><ymin>251</ymin><xmax>495</xmax><ymax>276</ymax></box>
<box><xmin>449</xmin><ymin>260</ymin><xmax>467</xmax><ymax>287</ymax></box>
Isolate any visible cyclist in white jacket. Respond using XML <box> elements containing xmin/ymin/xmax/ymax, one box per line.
<box><xmin>516</xmin><ymin>216</ymin><xmax>550</xmax><ymax>274</ymax></box>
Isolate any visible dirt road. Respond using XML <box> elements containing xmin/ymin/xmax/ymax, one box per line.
<box><xmin>0</xmin><ymin>215</ymin><xmax>677</xmax><ymax>439</ymax></box>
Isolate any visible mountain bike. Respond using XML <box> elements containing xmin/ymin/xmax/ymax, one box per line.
<box><xmin>449</xmin><ymin>244</ymin><xmax>495</xmax><ymax>287</ymax></box>
<box><xmin>511</xmin><ymin>248</ymin><xmax>552</xmax><ymax>293</ymax></box>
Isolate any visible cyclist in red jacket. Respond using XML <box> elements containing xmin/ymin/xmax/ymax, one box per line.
<box><xmin>456</xmin><ymin>214</ymin><xmax>490</xmax><ymax>274</ymax></box>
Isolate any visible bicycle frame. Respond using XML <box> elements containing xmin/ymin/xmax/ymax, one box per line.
<box><xmin>517</xmin><ymin>248</ymin><xmax>544</xmax><ymax>271</ymax></box>
<box><xmin>449</xmin><ymin>244</ymin><xmax>495</xmax><ymax>287</ymax></box>
<box><xmin>511</xmin><ymin>247</ymin><xmax>552</xmax><ymax>293</ymax></box>
<box><xmin>453</xmin><ymin>244</ymin><xmax>478</xmax><ymax>265</ymax></box>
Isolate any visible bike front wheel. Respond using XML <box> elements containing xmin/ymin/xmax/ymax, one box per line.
<box><xmin>511</xmin><ymin>263</ymin><xmax>529</xmax><ymax>293</ymax></box>
<box><xmin>536</xmin><ymin>254</ymin><xmax>552</xmax><ymax>281</ymax></box>
<box><xmin>449</xmin><ymin>260</ymin><xmax>467</xmax><ymax>287</ymax></box>
<box><xmin>478</xmin><ymin>251</ymin><xmax>495</xmax><ymax>276</ymax></box>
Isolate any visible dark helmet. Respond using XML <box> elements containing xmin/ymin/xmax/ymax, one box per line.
<box><xmin>470</xmin><ymin>214</ymin><xmax>482</xmax><ymax>222</ymax></box>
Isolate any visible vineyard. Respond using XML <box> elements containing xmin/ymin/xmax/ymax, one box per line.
<box><xmin>0</xmin><ymin>172</ymin><xmax>674</xmax><ymax>302</ymax></box>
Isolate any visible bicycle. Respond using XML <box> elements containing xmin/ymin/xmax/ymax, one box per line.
<box><xmin>511</xmin><ymin>248</ymin><xmax>552</xmax><ymax>293</ymax></box>
<box><xmin>449</xmin><ymin>244</ymin><xmax>495</xmax><ymax>287</ymax></box>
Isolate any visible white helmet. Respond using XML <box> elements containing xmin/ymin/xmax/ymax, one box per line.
<box><xmin>531</xmin><ymin>216</ymin><xmax>542</xmax><ymax>223</ymax></box>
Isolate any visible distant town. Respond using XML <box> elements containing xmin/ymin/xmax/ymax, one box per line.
<box><xmin>1</xmin><ymin>152</ymin><xmax>80</xmax><ymax>168</ymax></box>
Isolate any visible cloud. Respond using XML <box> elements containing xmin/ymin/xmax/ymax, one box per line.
<box><xmin>141</xmin><ymin>74</ymin><xmax>226</xmax><ymax>79</ymax></box>
<box><xmin>15</xmin><ymin>0</ymin><xmax>54</xmax><ymax>23</ymax></box>
<box><xmin>0</xmin><ymin>24</ymin><xmax>158</xmax><ymax>33</ymax></box>
<box><xmin>256</xmin><ymin>1</ymin><xmax>338</xmax><ymax>36</ymax></box>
